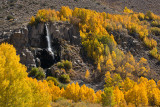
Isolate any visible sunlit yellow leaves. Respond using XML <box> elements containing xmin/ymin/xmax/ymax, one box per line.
<box><xmin>29</xmin><ymin>16</ymin><xmax>36</xmax><ymax>25</ymax></box>
<box><xmin>60</xmin><ymin>6</ymin><xmax>72</xmax><ymax>21</ymax></box>
<box><xmin>27</xmin><ymin>78</ymin><xmax>51</xmax><ymax>107</ymax></box>
<box><xmin>47</xmin><ymin>80</ymin><xmax>62</xmax><ymax>101</ymax></box>
<box><xmin>106</xmin><ymin>59</ymin><xmax>115</xmax><ymax>71</ymax></box>
<box><xmin>85</xmin><ymin>70</ymin><xmax>90</xmax><ymax>79</ymax></box>
<box><xmin>114</xmin><ymin>86</ymin><xmax>124</xmax><ymax>105</ymax></box>
<box><xmin>125</xmin><ymin>84</ymin><xmax>148</xmax><ymax>106</ymax></box>
<box><xmin>0</xmin><ymin>43</ymin><xmax>32</xmax><ymax>107</ymax></box>
<box><xmin>62</xmin><ymin>82</ymin><xmax>101</xmax><ymax>103</ymax></box>
<box><xmin>143</xmin><ymin>37</ymin><xmax>157</xmax><ymax>49</ymax></box>
<box><xmin>123</xmin><ymin>7</ymin><xmax>133</xmax><ymax>14</ymax></box>
<box><xmin>29</xmin><ymin>9</ymin><xmax>59</xmax><ymax>24</ymax></box>
<box><xmin>149</xmin><ymin>47</ymin><xmax>160</xmax><ymax>61</ymax></box>
<box><xmin>157</xmin><ymin>80</ymin><xmax>160</xmax><ymax>89</ymax></box>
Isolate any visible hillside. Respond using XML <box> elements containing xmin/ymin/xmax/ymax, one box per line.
<box><xmin>0</xmin><ymin>0</ymin><xmax>160</xmax><ymax>107</ymax></box>
<box><xmin>100</xmin><ymin>0</ymin><xmax>160</xmax><ymax>15</ymax></box>
<box><xmin>0</xmin><ymin>0</ymin><xmax>116</xmax><ymax>31</ymax></box>
<box><xmin>1</xmin><ymin>0</ymin><xmax>160</xmax><ymax>32</ymax></box>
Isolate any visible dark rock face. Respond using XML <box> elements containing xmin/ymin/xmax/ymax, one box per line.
<box><xmin>48</xmin><ymin>22</ymin><xmax>81</xmax><ymax>46</ymax></box>
<box><xmin>9</xmin><ymin>28</ymin><xmax>28</xmax><ymax>52</ymax></box>
<box><xmin>28</xmin><ymin>23</ymin><xmax>47</xmax><ymax>48</ymax></box>
<box><xmin>112</xmin><ymin>30</ymin><xmax>143</xmax><ymax>55</ymax></box>
<box><xmin>0</xmin><ymin>21</ymin><xmax>94</xmax><ymax>82</ymax></box>
<box><xmin>0</xmin><ymin>22</ymin><xmax>81</xmax><ymax>71</ymax></box>
<box><xmin>36</xmin><ymin>49</ymin><xmax>55</xmax><ymax>69</ymax></box>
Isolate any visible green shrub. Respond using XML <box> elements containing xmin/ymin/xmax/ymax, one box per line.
<box><xmin>138</xmin><ymin>13</ymin><xmax>145</xmax><ymax>20</ymax></box>
<box><xmin>28</xmin><ymin>67</ymin><xmax>39</xmax><ymax>77</ymax></box>
<box><xmin>149</xmin><ymin>47</ymin><xmax>160</xmax><ymax>62</ymax></box>
<box><xmin>7</xmin><ymin>15</ymin><xmax>14</xmax><ymax>20</ymax></box>
<box><xmin>59</xmin><ymin>74</ymin><xmax>70</xmax><ymax>83</ymax></box>
<box><xmin>151</xmin><ymin>20</ymin><xmax>160</xmax><ymax>28</ymax></box>
<box><xmin>57</xmin><ymin>60</ymin><xmax>72</xmax><ymax>71</ymax></box>
<box><xmin>150</xmin><ymin>27</ymin><xmax>160</xmax><ymax>36</ymax></box>
<box><xmin>57</xmin><ymin>62</ymin><xmax>64</xmax><ymax>69</ymax></box>
<box><xmin>36</xmin><ymin>70</ymin><xmax>45</xmax><ymax>80</ymax></box>
<box><xmin>28</xmin><ymin>67</ymin><xmax>45</xmax><ymax>80</ymax></box>
<box><xmin>58</xmin><ymin>83</ymin><xmax>67</xmax><ymax>89</ymax></box>
<box><xmin>62</xmin><ymin>60</ymin><xmax>72</xmax><ymax>71</ymax></box>
<box><xmin>145</xmin><ymin>11</ymin><xmax>156</xmax><ymax>20</ymax></box>
<box><xmin>47</xmin><ymin>76</ymin><xmax>59</xmax><ymax>86</ymax></box>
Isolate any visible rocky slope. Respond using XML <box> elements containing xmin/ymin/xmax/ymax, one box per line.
<box><xmin>0</xmin><ymin>21</ymin><xmax>106</xmax><ymax>90</ymax></box>
<box><xmin>100</xmin><ymin>0</ymin><xmax>160</xmax><ymax>15</ymax></box>
<box><xmin>0</xmin><ymin>0</ymin><xmax>117</xmax><ymax>31</ymax></box>
<box><xmin>1</xmin><ymin>0</ymin><xmax>160</xmax><ymax>32</ymax></box>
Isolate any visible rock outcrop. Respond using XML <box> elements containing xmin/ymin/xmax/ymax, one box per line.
<box><xmin>0</xmin><ymin>22</ymin><xmax>88</xmax><ymax>75</ymax></box>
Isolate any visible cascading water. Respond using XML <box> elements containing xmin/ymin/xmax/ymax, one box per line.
<box><xmin>45</xmin><ymin>23</ymin><xmax>54</xmax><ymax>57</ymax></box>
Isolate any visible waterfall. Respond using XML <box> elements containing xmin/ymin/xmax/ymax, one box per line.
<box><xmin>45</xmin><ymin>24</ymin><xmax>54</xmax><ymax>56</ymax></box>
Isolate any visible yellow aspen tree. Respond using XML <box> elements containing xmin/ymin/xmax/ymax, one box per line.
<box><xmin>86</xmin><ymin>88</ymin><xmax>97</xmax><ymax>103</ymax></box>
<box><xmin>104</xmin><ymin>71</ymin><xmax>113</xmax><ymax>87</ymax></box>
<box><xmin>138</xmin><ymin>77</ymin><xmax>148</xmax><ymax>86</ymax></box>
<box><xmin>97</xmin><ymin>62</ymin><xmax>101</xmax><ymax>72</ymax></box>
<box><xmin>102</xmin><ymin>87</ymin><xmax>115</xmax><ymax>106</ymax></box>
<box><xmin>29</xmin><ymin>16</ymin><xmax>35</xmax><ymax>25</ymax></box>
<box><xmin>127</xmin><ymin>52</ymin><xmax>136</xmax><ymax>66</ymax></box>
<box><xmin>157</xmin><ymin>80</ymin><xmax>160</xmax><ymax>89</ymax></box>
<box><xmin>125</xmin><ymin>84</ymin><xmax>148</xmax><ymax>106</ymax></box>
<box><xmin>63</xmin><ymin>84</ymin><xmax>72</xmax><ymax>100</ymax></box>
<box><xmin>78</xmin><ymin>84</ymin><xmax>87</xmax><ymax>101</ymax></box>
<box><xmin>122</xmin><ymin>77</ymin><xmax>135</xmax><ymax>92</ymax></box>
<box><xmin>27</xmin><ymin>78</ymin><xmax>51</xmax><ymax>107</ymax></box>
<box><xmin>112</xmin><ymin>73</ymin><xmax>122</xmax><ymax>87</ymax></box>
<box><xmin>124</xmin><ymin>7</ymin><xmax>133</xmax><ymax>14</ymax></box>
<box><xmin>111</xmin><ymin>51</ymin><xmax>117</xmax><ymax>65</ymax></box>
<box><xmin>78</xmin><ymin>84</ymin><xmax>98</xmax><ymax>103</ymax></box>
<box><xmin>110</xmin><ymin>34</ymin><xmax>117</xmax><ymax>46</ymax></box>
<box><xmin>151</xmin><ymin>88</ymin><xmax>160</xmax><ymax>106</ymax></box>
<box><xmin>47</xmin><ymin>80</ymin><xmax>62</xmax><ymax>101</ymax></box>
<box><xmin>147</xmin><ymin>79</ymin><xmax>158</xmax><ymax>105</ymax></box>
<box><xmin>137</xmin><ymin>57</ymin><xmax>150</xmax><ymax>76</ymax></box>
<box><xmin>106</xmin><ymin>59</ymin><xmax>115</xmax><ymax>71</ymax></box>
<box><xmin>0</xmin><ymin>43</ymin><xmax>32</xmax><ymax>107</ymax></box>
<box><xmin>64</xmin><ymin>82</ymin><xmax>80</xmax><ymax>102</ymax></box>
<box><xmin>85</xmin><ymin>70</ymin><xmax>90</xmax><ymax>79</ymax></box>
<box><xmin>124</xmin><ymin>63</ymin><xmax>135</xmax><ymax>73</ymax></box>
<box><xmin>114</xmin><ymin>86</ymin><xmax>125</xmax><ymax>106</ymax></box>
<box><xmin>95</xmin><ymin>90</ymin><xmax>103</xmax><ymax>103</ymax></box>
<box><xmin>75</xmin><ymin>82</ymin><xmax>81</xmax><ymax>101</ymax></box>
<box><xmin>60</xmin><ymin>6</ymin><xmax>72</xmax><ymax>21</ymax></box>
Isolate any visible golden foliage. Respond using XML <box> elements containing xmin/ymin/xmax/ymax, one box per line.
<box><xmin>150</xmin><ymin>47</ymin><xmax>160</xmax><ymax>61</ymax></box>
<box><xmin>11</xmin><ymin>6</ymin><xmax>160</xmax><ymax>106</ymax></box>
<box><xmin>59</xmin><ymin>6</ymin><xmax>73</xmax><ymax>21</ymax></box>
<box><xmin>85</xmin><ymin>70</ymin><xmax>90</xmax><ymax>79</ymax></box>
<box><xmin>123</xmin><ymin>7</ymin><xmax>133</xmax><ymax>14</ymax></box>
<box><xmin>0</xmin><ymin>43</ymin><xmax>51</xmax><ymax>107</ymax></box>
<box><xmin>143</xmin><ymin>37</ymin><xmax>157</xmax><ymax>49</ymax></box>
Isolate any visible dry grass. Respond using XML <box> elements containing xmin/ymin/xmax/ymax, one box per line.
<box><xmin>51</xmin><ymin>99</ymin><xmax>102</xmax><ymax>107</ymax></box>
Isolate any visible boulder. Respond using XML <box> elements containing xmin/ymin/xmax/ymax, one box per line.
<box><xmin>9</xmin><ymin>28</ymin><xmax>28</xmax><ymax>52</ymax></box>
<box><xmin>20</xmin><ymin>48</ymin><xmax>36</xmax><ymax>68</ymax></box>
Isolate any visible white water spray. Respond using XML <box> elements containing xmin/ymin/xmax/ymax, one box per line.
<box><xmin>45</xmin><ymin>24</ymin><xmax>54</xmax><ymax>56</ymax></box>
